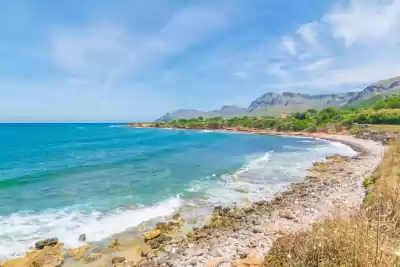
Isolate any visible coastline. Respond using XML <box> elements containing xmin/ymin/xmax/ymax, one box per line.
<box><xmin>124</xmin><ymin>124</ymin><xmax>372</xmax><ymax>153</ymax></box>
<box><xmin>2</xmin><ymin>128</ymin><xmax>385</xmax><ymax>267</ymax></box>
<box><xmin>139</xmin><ymin>132</ymin><xmax>384</xmax><ymax>267</ymax></box>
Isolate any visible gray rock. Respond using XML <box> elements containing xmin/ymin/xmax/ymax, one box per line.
<box><xmin>279</xmin><ymin>210</ymin><xmax>295</xmax><ymax>220</ymax></box>
<box><xmin>34</xmin><ymin>238</ymin><xmax>59</xmax><ymax>250</ymax></box>
<box><xmin>189</xmin><ymin>257</ymin><xmax>198</xmax><ymax>266</ymax></box>
<box><xmin>83</xmin><ymin>253</ymin><xmax>103</xmax><ymax>263</ymax></box>
<box><xmin>79</xmin><ymin>233</ymin><xmax>87</xmax><ymax>242</ymax></box>
<box><xmin>252</xmin><ymin>226</ymin><xmax>263</xmax><ymax>233</ymax></box>
<box><xmin>112</xmin><ymin>256</ymin><xmax>126</xmax><ymax>264</ymax></box>
<box><xmin>166</xmin><ymin>259</ymin><xmax>178</xmax><ymax>267</ymax></box>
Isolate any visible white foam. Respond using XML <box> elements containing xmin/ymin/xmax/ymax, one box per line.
<box><xmin>206</xmin><ymin>139</ymin><xmax>357</xmax><ymax>205</ymax></box>
<box><xmin>296</xmin><ymin>140</ymin><xmax>313</xmax><ymax>143</ymax></box>
<box><xmin>0</xmin><ymin>197</ymin><xmax>182</xmax><ymax>260</ymax></box>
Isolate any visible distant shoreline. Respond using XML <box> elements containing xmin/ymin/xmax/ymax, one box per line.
<box><xmin>123</xmin><ymin>123</ymin><xmax>372</xmax><ymax>154</ymax></box>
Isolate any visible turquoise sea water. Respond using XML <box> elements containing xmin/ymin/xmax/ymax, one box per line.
<box><xmin>0</xmin><ymin>123</ymin><xmax>356</xmax><ymax>259</ymax></box>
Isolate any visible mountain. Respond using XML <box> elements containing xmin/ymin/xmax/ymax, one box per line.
<box><xmin>156</xmin><ymin>105</ymin><xmax>247</xmax><ymax>122</ymax></box>
<box><xmin>248</xmin><ymin>92</ymin><xmax>357</xmax><ymax>117</ymax></box>
<box><xmin>155</xmin><ymin>76</ymin><xmax>400</xmax><ymax>122</ymax></box>
<box><xmin>345</xmin><ymin>76</ymin><xmax>400</xmax><ymax>107</ymax></box>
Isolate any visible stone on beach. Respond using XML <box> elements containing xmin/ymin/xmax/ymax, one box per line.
<box><xmin>112</xmin><ymin>255</ymin><xmax>126</xmax><ymax>264</ymax></box>
<box><xmin>144</xmin><ymin>229</ymin><xmax>162</xmax><ymax>241</ymax></box>
<box><xmin>67</xmin><ymin>244</ymin><xmax>90</xmax><ymax>260</ymax></box>
<box><xmin>3</xmin><ymin>243</ymin><xmax>64</xmax><ymax>267</ymax></box>
<box><xmin>78</xmin><ymin>233</ymin><xmax>87</xmax><ymax>242</ymax></box>
<box><xmin>108</xmin><ymin>238</ymin><xmax>122</xmax><ymax>249</ymax></box>
<box><xmin>35</xmin><ymin>238</ymin><xmax>59</xmax><ymax>250</ymax></box>
<box><xmin>279</xmin><ymin>210</ymin><xmax>295</xmax><ymax>220</ymax></box>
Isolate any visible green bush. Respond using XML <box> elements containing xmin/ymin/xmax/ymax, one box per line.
<box><xmin>362</xmin><ymin>176</ymin><xmax>374</xmax><ymax>188</ymax></box>
<box><xmin>373</xmin><ymin>95</ymin><xmax>400</xmax><ymax>110</ymax></box>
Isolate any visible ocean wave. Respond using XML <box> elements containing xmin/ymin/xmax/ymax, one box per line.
<box><xmin>0</xmin><ymin>196</ymin><xmax>182</xmax><ymax>259</ymax></box>
<box><xmin>206</xmin><ymin>139</ymin><xmax>356</xmax><ymax>206</ymax></box>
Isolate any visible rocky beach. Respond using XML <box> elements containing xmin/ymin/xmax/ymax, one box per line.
<box><xmin>1</xmin><ymin>132</ymin><xmax>385</xmax><ymax>267</ymax></box>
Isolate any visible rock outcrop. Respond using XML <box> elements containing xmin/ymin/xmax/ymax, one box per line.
<box><xmin>3</xmin><ymin>243</ymin><xmax>63</xmax><ymax>267</ymax></box>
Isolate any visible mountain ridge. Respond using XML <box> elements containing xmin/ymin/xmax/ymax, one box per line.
<box><xmin>155</xmin><ymin>76</ymin><xmax>400</xmax><ymax>122</ymax></box>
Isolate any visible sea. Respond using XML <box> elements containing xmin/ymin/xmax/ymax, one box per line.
<box><xmin>0</xmin><ymin>123</ymin><xmax>357</xmax><ymax>259</ymax></box>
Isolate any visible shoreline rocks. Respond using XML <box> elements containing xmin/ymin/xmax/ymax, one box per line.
<box><xmin>35</xmin><ymin>238</ymin><xmax>59</xmax><ymax>250</ymax></box>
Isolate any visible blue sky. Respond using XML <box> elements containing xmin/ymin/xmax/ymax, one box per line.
<box><xmin>1</xmin><ymin>0</ymin><xmax>400</xmax><ymax>121</ymax></box>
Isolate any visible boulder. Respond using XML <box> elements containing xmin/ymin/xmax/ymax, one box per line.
<box><xmin>67</xmin><ymin>244</ymin><xmax>90</xmax><ymax>260</ymax></box>
<box><xmin>108</xmin><ymin>238</ymin><xmax>120</xmax><ymax>248</ymax></box>
<box><xmin>3</xmin><ymin>243</ymin><xmax>64</xmax><ymax>267</ymax></box>
<box><xmin>35</xmin><ymin>238</ymin><xmax>59</xmax><ymax>250</ymax></box>
<box><xmin>147</xmin><ymin>239</ymin><xmax>161</xmax><ymax>249</ymax></box>
<box><xmin>112</xmin><ymin>256</ymin><xmax>126</xmax><ymax>264</ymax></box>
<box><xmin>83</xmin><ymin>252</ymin><xmax>103</xmax><ymax>263</ymax></box>
<box><xmin>144</xmin><ymin>229</ymin><xmax>161</xmax><ymax>241</ymax></box>
<box><xmin>78</xmin><ymin>233</ymin><xmax>87</xmax><ymax>242</ymax></box>
<box><xmin>156</xmin><ymin>222</ymin><xmax>169</xmax><ymax>232</ymax></box>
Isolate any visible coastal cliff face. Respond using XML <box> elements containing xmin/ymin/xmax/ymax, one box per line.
<box><xmin>247</xmin><ymin>92</ymin><xmax>356</xmax><ymax>117</ymax></box>
<box><xmin>155</xmin><ymin>76</ymin><xmax>400</xmax><ymax>122</ymax></box>
<box><xmin>155</xmin><ymin>106</ymin><xmax>247</xmax><ymax>122</ymax></box>
<box><xmin>346</xmin><ymin>76</ymin><xmax>400</xmax><ymax>106</ymax></box>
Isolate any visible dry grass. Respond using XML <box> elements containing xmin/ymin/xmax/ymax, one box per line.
<box><xmin>265</xmin><ymin>139</ymin><xmax>400</xmax><ymax>267</ymax></box>
<box><xmin>368</xmin><ymin>124</ymin><xmax>400</xmax><ymax>133</ymax></box>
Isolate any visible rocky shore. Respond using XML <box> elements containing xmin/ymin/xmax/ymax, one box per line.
<box><xmin>1</xmin><ymin>134</ymin><xmax>384</xmax><ymax>267</ymax></box>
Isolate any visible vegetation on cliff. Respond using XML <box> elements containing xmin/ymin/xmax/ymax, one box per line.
<box><xmin>133</xmin><ymin>95</ymin><xmax>400</xmax><ymax>132</ymax></box>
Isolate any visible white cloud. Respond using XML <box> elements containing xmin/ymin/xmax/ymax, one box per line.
<box><xmin>51</xmin><ymin>23</ymin><xmax>132</xmax><ymax>86</ymax></box>
<box><xmin>296</xmin><ymin>22</ymin><xmax>319</xmax><ymax>45</ymax></box>
<box><xmin>234</xmin><ymin>71</ymin><xmax>248</xmax><ymax>79</ymax></box>
<box><xmin>266</xmin><ymin>63</ymin><xmax>287</xmax><ymax>78</ymax></box>
<box><xmin>51</xmin><ymin>6</ymin><xmax>231</xmax><ymax>88</ymax></box>
<box><xmin>301</xmin><ymin>58</ymin><xmax>332</xmax><ymax>72</ymax></box>
<box><xmin>265</xmin><ymin>0</ymin><xmax>400</xmax><ymax>93</ymax></box>
<box><xmin>281</xmin><ymin>36</ymin><xmax>297</xmax><ymax>55</ymax></box>
<box><xmin>325</xmin><ymin>0</ymin><xmax>400</xmax><ymax>46</ymax></box>
<box><xmin>270</xmin><ymin>63</ymin><xmax>400</xmax><ymax>91</ymax></box>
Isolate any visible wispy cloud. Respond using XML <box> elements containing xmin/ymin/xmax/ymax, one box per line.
<box><xmin>234</xmin><ymin>71</ymin><xmax>248</xmax><ymax>79</ymax></box>
<box><xmin>301</xmin><ymin>58</ymin><xmax>332</xmax><ymax>72</ymax></box>
<box><xmin>296</xmin><ymin>22</ymin><xmax>319</xmax><ymax>45</ymax></box>
<box><xmin>281</xmin><ymin>36</ymin><xmax>297</xmax><ymax>55</ymax></box>
<box><xmin>265</xmin><ymin>0</ymin><xmax>400</xmax><ymax>91</ymax></box>
<box><xmin>325</xmin><ymin>0</ymin><xmax>400</xmax><ymax>46</ymax></box>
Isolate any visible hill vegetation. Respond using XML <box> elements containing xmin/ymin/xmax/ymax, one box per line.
<box><xmin>143</xmin><ymin>95</ymin><xmax>400</xmax><ymax>133</ymax></box>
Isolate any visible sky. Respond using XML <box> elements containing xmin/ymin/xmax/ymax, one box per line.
<box><xmin>1</xmin><ymin>0</ymin><xmax>400</xmax><ymax>121</ymax></box>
